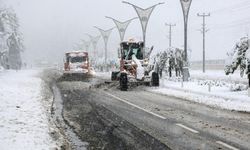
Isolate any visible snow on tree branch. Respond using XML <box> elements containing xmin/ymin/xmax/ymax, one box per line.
<box><xmin>0</xmin><ymin>6</ymin><xmax>24</xmax><ymax>70</ymax></box>
<box><xmin>225</xmin><ymin>37</ymin><xmax>250</xmax><ymax>77</ymax></box>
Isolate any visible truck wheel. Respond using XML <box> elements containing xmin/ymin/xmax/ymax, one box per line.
<box><xmin>111</xmin><ymin>71</ymin><xmax>119</xmax><ymax>81</ymax></box>
<box><xmin>145</xmin><ymin>82</ymin><xmax>150</xmax><ymax>86</ymax></box>
<box><xmin>120</xmin><ymin>73</ymin><xmax>128</xmax><ymax>91</ymax></box>
<box><xmin>151</xmin><ymin>72</ymin><xmax>159</xmax><ymax>87</ymax></box>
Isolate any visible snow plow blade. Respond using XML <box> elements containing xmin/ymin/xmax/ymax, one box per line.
<box><xmin>59</xmin><ymin>73</ymin><xmax>92</xmax><ymax>81</ymax></box>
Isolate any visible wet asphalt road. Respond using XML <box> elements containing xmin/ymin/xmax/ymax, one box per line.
<box><xmin>100</xmin><ymin>89</ymin><xmax>250</xmax><ymax>150</ymax></box>
<box><xmin>56</xmin><ymin>73</ymin><xmax>250</xmax><ymax>150</ymax></box>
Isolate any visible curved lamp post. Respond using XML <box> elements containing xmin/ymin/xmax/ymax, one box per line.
<box><xmin>180</xmin><ymin>0</ymin><xmax>192</xmax><ymax>81</ymax></box>
<box><xmin>86</xmin><ymin>34</ymin><xmax>100</xmax><ymax>58</ymax></box>
<box><xmin>94</xmin><ymin>27</ymin><xmax>114</xmax><ymax>66</ymax></box>
<box><xmin>122</xmin><ymin>1</ymin><xmax>164</xmax><ymax>57</ymax></box>
<box><xmin>105</xmin><ymin>16</ymin><xmax>137</xmax><ymax>42</ymax></box>
<box><xmin>81</xmin><ymin>39</ymin><xmax>91</xmax><ymax>53</ymax></box>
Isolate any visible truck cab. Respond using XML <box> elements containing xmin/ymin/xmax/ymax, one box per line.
<box><xmin>111</xmin><ymin>39</ymin><xmax>159</xmax><ymax>91</ymax></box>
<box><xmin>63</xmin><ymin>51</ymin><xmax>91</xmax><ymax>75</ymax></box>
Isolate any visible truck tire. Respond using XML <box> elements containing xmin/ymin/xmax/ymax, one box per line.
<box><xmin>145</xmin><ymin>82</ymin><xmax>150</xmax><ymax>86</ymax></box>
<box><xmin>151</xmin><ymin>72</ymin><xmax>159</xmax><ymax>87</ymax></box>
<box><xmin>111</xmin><ymin>71</ymin><xmax>119</xmax><ymax>81</ymax></box>
<box><xmin>120</xmin><ymin>73</ymin><xmax>128</xmax><ymax>91</ymax></box>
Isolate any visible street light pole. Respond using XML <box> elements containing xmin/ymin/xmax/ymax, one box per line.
<box><xmin>106</xmin><ymin>16</ymin><xmax>137</xmax><ymax>42</ymax></box>
<box><xmin>122</xmin><ymin>1</ymin><xmax>164</xmax><ymax>58</ymax></box>
<box><xmin>180</xmin><ymin>0</ymin><xmax>192</xmax><ymax>81</ymax></box>
<box><xmin>86</xmin><ymin>34</ymin><xmax>100</xmax><ymax>59</ymax></box>
<box><xmin>94</xmin><ymin>27</ymin><xmax>114</xmax><ymax>66</ymax></box>
<box><xmin>81</xmin><ymin>40</ymin><xmax>91</xmax><ymax>53</ymax></box>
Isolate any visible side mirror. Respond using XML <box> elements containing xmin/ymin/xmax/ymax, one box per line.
<box><xmin>146</xmin><ymin>46</ymin><xmax>154</xmax><ymax>58</ymax></box>
<box><xmin>64</xmin><ymin>62</ymin><xmax>67</xmax><ymax>70</ymax></box>
<box><xmin>150</xmin><ymin>46</ymin><xmax>154</xmax><ymax>51</ymax></box>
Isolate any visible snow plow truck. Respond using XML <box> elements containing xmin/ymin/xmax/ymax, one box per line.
<box><xmin>111</xmin><ymin>39</ymin><xmax>159</xmax><ymax>91</ymax></box>
<box><xmin>63</xmin><ymin>51</ymin><xmax>94</xmax><ymax>80</ymax></box>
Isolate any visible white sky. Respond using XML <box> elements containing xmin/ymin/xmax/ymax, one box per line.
<box><xmin>2</xmin><ymin>0</ymin><xmax>250</xmax><ymax>64</ymax></box>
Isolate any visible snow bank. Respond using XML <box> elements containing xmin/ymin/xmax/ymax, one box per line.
<box><xmin>95</xmin><ymin>71</ymin><xmax>111</xmax><ymax>80</ymax></box>
<box><xmin>190</xmin><ymin>70</ymin><xmax>247</xmax><ymax>84</ymax></box>
<box><xmin>0</xmin><ymin>70</ymin><xmax>56</xmax><ymax>149</ymax></box>
<box><xmin>149</xmin><ymin>78</ymin><xmax>250</xmax><ymax>112</ymax></box>
<box><xmin>0</xmin><ymin>66</ymin><xmax>4</xmax><ymax>72</ymax></box>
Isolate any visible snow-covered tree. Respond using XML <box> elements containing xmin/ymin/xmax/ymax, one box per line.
<box><xmin>225</xmin><ymin>37</ymin><xmax>250</xmax><ymax>88</ymax></box>
<box><xmin>153</xmin><ymin>47</ymin><xmax>184</xmax><ymax>78</ymax></box>
<box><xmin>0</xmin><ymin>7</ymin><xmax>23</xmax><ymax>69</ymax></box>
<box><xmin>7</xmin><ymin>33</ymin><xmax>22</xmax><ymax>69</ymax></box>
<box><xmin>225</xmin><ymin>37</ymin><xmax>250</xmax><ymax>77</ymax></box>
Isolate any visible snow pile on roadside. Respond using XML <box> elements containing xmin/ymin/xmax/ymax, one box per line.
<box><xmin>95</xmin><ymin>71</ymin><xmax>111</xmax><ymax>80</ymax></box>
<box><xmin>0</xmin><ymin>66</ymin><xmax>4</xmax><ymax>72</ymax></box>
<box><xmin>0</xmin><ymin>70</ymin><xmax>56</xmax><ymax>149</ymax></box>
<box><xmin>190</xmin><ymin>70</ymin><xmax>247</xmax><ymax>84</ymax></box>
<box><xmin>149</xmin><ymin>78</ymin><xmax>250</xmax><ymax>112</ymax></box>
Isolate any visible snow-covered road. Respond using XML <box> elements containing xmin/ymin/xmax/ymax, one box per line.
<box><xmin>0</xmin><ymin>70</ymin><xmax>56</xmax><ymax>150</ymax></box>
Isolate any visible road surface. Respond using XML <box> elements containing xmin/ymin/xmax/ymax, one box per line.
<box><xmin>49</xmin><ymin>71</ymin><xmax>250</xmax><ymax>150</ymax></box>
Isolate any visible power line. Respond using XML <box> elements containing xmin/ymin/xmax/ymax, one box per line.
<box><xmin>211</xmin><ymin>0</ymin><xmax>250</xmax><ymax>14</ymax></box>
<box><xmin>210</xmin><ymin>19</ymin><xmax>250</xmax><ymax>30</ymax></box>
<box><xmin>167</xmin><ymin>1</ymin><xmax>250</xmax><ymax>34</ymax></box>
<box><xmin>197</xmin><ymin>13</ymin><xmax>210</xmax><ymax>73</ymax></box>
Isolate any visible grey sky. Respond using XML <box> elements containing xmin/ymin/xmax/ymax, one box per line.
<box><xmin>2</xmin><ymin>0</ymin><xmax>250</xmax><ymax>63</ymax></box>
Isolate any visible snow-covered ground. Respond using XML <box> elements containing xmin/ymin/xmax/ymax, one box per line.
<box><xmin>150</xmin><ymin>79</ymin><xmax>250</xmax><ymax>112</ymax></box>
<box><xmin>150</xmin><ymin>70</ymin><xmax>250</xmax><ymax>112</ymax></box>
<box><xmin>190</xmin><ymin>70</ymin><xmax>248</xmax><ymax>84</ymax></box>
<box><xmin>0</xmin><ymin>66</ymin><xmax>4</xmax><ymax>72</ymax></box>
<box><xmin>95</xmin><ymin>71</ymin><xmax>111</xmax><ymax>79</ymax></box>
<box><xmin>0</xmin><ymin>70</ymin><xmax>57</xmax><ymax>150</ymax></box>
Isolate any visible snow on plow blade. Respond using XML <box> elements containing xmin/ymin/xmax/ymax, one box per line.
<box><xmin>61</xmin><ymin>72</ymin><xmax>92</xmax><ymax>81</ymax></box>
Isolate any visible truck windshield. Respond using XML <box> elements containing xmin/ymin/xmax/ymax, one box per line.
<box><xmin>122</xmin><ymin>43</ymin><xmax>143</xmax><ymax>60</ymax></box>
<box><xmin>70</xmin><ymin>56</ymin><xmax>87</xmax><ymax>63</ymax></box>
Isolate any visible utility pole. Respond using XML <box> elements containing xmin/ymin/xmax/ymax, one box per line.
<box><xmin>197</xmin><ymin>13</ymin><xmax>210</xmax><ymax>73</ymax></box>
<box><xmin>165</xmin><ymin>23</ymin><xmax>176</xmax><ymax>48</ymax></box>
